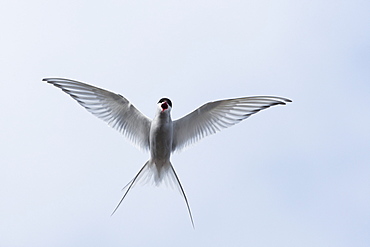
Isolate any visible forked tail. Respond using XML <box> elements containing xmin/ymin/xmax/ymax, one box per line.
<box><xmin>111</xmin><ymin>160</ymin><xmax>195</xmax><ymax>228</ymax></box>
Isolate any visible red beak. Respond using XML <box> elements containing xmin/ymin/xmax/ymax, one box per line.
<box><xmin>161</xmin><ymin>102</ymin><xmax>168</xmax><ymax>111</ymax></box>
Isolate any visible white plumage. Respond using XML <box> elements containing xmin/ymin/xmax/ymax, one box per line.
<box><xmin>44</xmin><ymin>78</ymin><xmax>291</xmax><ymax>227</ymax></box>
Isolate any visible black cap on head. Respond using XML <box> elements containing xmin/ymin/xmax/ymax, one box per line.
<box><xmin>158</xmin><ymin>98</ymin><xmax>172</xmax><ymax>108</ymax></box>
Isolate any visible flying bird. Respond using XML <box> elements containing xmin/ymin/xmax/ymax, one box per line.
<box><xmin>43</xmin><ymin>78</ymin><xmax>291</xmax><ymax>227</ymax></box>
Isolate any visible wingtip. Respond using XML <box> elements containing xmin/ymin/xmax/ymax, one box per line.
<box><xmin>280</xmin><ymin>98</ymin><xmax>292</xmax><ymax>104</ymax></box>
<box><xmin>42</xmin><ymin>78</ymin><xmax>71</xmax><ymax>83</ymax></box>
<box><xmin>42</xmin><ymin>78</ymin><xmax>55</xmax><ymax>83</ymax></box>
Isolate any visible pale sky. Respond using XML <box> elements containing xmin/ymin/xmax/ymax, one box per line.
<box><xmin>1</xmin><ymin>0</ymin><xmax>369</xmax><ymax>246</ymax></box>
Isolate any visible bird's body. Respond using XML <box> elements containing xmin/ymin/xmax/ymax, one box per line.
<box><xmin>43</xmin><ymin>78</ymin><xmax>291</xmax><ymax>227</ymax></box>
<box><xmin>150</xmin><ymin>103</ymin><xmax>173</xmax><ymax>165</ymax></box>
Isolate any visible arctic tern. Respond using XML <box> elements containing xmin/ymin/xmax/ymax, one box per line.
<box><xmin>44</xmin><ymin>78</ymin><xmax>291</xmax><ymax>227</ymax></box>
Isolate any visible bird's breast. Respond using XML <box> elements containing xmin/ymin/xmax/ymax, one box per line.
<box><xmin>149</xmin><ymin>118</ymin><xmax>173</xmax><ymax>162</ymax></box>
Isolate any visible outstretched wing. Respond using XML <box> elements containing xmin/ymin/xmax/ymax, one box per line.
<box><xmin>172</xmin><ymin>96</ymin><xmax>291</xmax><ymax>152</ymax></box>
<box><xmin>44</xmin><ymin>78</ymin><xmax>151</xmax><ymax>151</ymax></box>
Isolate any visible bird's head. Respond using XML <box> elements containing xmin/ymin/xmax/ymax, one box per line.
<box><xmin>157</xmin><ymin>98</ymin><xmax>172</xmax><ymax>113</ymax></box>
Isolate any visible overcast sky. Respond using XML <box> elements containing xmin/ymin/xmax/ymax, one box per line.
<box><xmin>1</xmin><ymin>0</ymin><xmax>369</xmax><ymax>246</ymax></box>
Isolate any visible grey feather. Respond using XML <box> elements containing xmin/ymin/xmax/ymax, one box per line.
<box><xmin>43</xmin><ymin>78</ymin><xmax>151</xmax><ymax>151</ymax></box>
<box><xmin>172</xmin><ymin>96</ymin><xmax>291</xmax><ymax>151</ymax></box>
